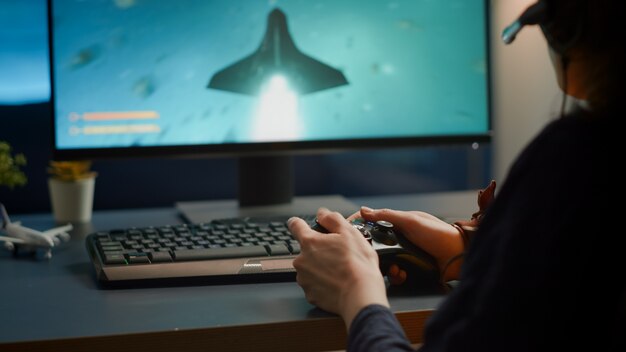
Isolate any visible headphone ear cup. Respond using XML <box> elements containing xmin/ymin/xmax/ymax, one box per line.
<box><xmin>540</xmin><ymin>23</ymin><xmax>568</xmax><ymax>55</ymax></box>
<box><xmin>540</xmin><ymin>0</ymin><xmax>586</xmax><ymax>55</ymax></box>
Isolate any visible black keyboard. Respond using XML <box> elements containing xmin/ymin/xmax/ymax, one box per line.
<box><xmin>86</xmin><ymin>215</ymin><xmax>316</xmax><ymax>288</ymax></box>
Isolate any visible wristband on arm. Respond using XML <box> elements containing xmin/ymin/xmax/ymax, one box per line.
<box><xmin>440</xmin><ymin>180</ymin><xmax>497</xmax><ymax>283</ymax></box>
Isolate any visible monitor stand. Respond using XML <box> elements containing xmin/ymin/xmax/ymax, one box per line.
<box><xmin>176</xmin><ymin>155</ymin><xmax>358</xmax><ymax>224</ymax></box>
<box><xmin>238</xmin><ymin>155</ymin><xmax>294</xmax><ymax>207</ymax></box>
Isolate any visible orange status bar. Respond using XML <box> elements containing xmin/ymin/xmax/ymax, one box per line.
<box><xmin>76</xmin><ymin>111</ymin><xmax>160</xmax><ymax>121</ymax></box>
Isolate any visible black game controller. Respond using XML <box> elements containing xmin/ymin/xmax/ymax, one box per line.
<box><xmin>311</xmin><ymin>218</ymin><xmax>440</xmax><ymax>286</ymax></box>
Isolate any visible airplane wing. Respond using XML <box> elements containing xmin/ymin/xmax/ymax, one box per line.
<box><xmin>0</xmin><ymin>235</ymin><xmax>27</xmax><ymax>244</ymax></box>
<box><xmin>282</xmin><ymin>53</ymin><xmax>349</xmax><ymax>95</ymax></box>
<box><xmin>42</xmin><ymin>224</ymin><xmax>73</xmax><ymax>241</ymax></box>
<box><xmin>208</xmin><ymin>52</ymin><xmax>348</xmax><ymax>96</ymax></box>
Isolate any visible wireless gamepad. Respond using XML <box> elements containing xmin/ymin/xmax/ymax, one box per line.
<box><xmin>311</xmin><ymin>218</ymin><xmax>440</xmax><ymax>286</ymax></box>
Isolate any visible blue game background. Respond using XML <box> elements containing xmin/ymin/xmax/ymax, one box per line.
<box><xmin>52</xmin><ymin>0</ymin><xmax>488</xmax><ymax>150</ymax></box>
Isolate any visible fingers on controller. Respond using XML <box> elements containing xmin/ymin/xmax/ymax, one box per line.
<box><xmin>388</xmin><ymin>264</ymin><xmax>407</xmax><ymax>286</ymax></box>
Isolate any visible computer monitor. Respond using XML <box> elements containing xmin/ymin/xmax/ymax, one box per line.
<box><xmin>48</xmin><ymin>0</ymin><xmax>491</xmax><ymax>208</ymax></box>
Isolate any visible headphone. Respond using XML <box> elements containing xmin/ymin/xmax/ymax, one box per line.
<box><xmin>502</xmin><ymin>0</ymin><xmax>588</xmax><ymax>116</ymax></box>
<box><xmin>502</xmin><ymin>0</ymin><xmax>585</xmax><ymax>55</ymax></box>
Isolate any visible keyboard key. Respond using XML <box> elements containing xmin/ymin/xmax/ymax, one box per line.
<box><xmin>149</xmin><ymin>251</ymin><xmax>172</xmax><ymax>263</ymax></box>
<box><xmin>173</xmin><ymin>246</ymin><xmax>269</xmax><ymax>261</ymax></box>
<box><xmin>101</xmin><ymin>244</ymin><xmax>124</xmax><ymax>252</ymax></box>
<box><xmin>266</xmin><ymin>244</ymin><xmax>291</xmax><ymax>256</ymax></box>
<box><xmin>127</xmin><ymin>252</ymin><xmax>150</xmax><ymax>264</ymax></box>
<box><xmin>104</xmin><ymin>253</ymin><xmax>126</xmax><ymax>264</ymax></box>
<box><xmin>289</xmin><ymin>243</ymin><xmax>301</xmax><ymax>254</ymax></box>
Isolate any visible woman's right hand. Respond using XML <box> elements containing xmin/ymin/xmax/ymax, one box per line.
<box><xmin>347</xmin><ymin>207</ymin><xmax>465</xmax><ymax>283</ymax></box>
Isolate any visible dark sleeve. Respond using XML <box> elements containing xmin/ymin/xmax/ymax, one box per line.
<box><xmin>347</xmin><ymin>304</ymin><xmax>416</xmax><ymax>352</ymax></box>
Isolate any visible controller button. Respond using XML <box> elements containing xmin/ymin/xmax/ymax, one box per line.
<box><xmin>376</xmin><ymin>220</ymin><xmax>393</xmax><ymax>229</ymax></box>
<box><xmin>371</xmin><ymin>228</ymin><xmax>398</xmax><ymax>246</ymax></box>
<box><xmin>311</xmin><ymin>219</ymin><xmax>329</xmax><ymax>233</ymax></box>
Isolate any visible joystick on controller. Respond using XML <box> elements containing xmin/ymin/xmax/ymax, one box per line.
<box><xmin>311</xmin><ymin>218</ymin><xmax>440</xmax><ymax>287</ymax></box>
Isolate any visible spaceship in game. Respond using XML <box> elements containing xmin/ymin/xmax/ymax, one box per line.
<box><xmin>207</xmin><ymin>8</ymin><xmax>348</xmax><ymax>96</ymax></box>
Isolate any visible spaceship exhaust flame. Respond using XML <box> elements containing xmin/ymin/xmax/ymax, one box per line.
<box><xmin>252</xmin><ymin>75</ymin><xmax>301</xmax><ymax>141</ymax></box>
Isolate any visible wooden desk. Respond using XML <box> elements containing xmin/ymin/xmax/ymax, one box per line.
<box><xmin>0</xmin><ymin>192</ymin><xmax>475</xmax><ymax>351</ymax></box>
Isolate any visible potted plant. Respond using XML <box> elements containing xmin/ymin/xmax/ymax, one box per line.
<box><xmin>0</xmin><ymin>141</ymin><xmax>27</xmax><ymax>190</ymax></box>
<box><xmin>48</xmin><ymin>160</ymin><xmax>97</xmax><ymax>223</ymax></box>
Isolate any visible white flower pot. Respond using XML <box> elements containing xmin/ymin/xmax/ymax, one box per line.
<box><xmin>48</xmin><ymin>177</ymin><xmax>95</xmax><ymax>223</ymax></box>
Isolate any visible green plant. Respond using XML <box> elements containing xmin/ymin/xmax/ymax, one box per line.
<box><xmin>48</xmin><ymin>160</ymin><xmax>97</xmax><ymax>181</ymax></box>
<box><xmin>0</xmin><ymin>141</ymin><xmax>27</xmax><ymax>189</ymax></box>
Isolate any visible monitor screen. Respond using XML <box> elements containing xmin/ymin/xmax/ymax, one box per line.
<box><xmin>48</xmin><ymin>0</ymin><xmax>491</xmax><ymax>206</ymax></box>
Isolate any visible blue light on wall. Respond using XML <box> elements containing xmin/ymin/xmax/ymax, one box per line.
<box><xmin>0</xmin><ymin>0</ymin><xmax>50</xmax><ymax>105</ymax></box>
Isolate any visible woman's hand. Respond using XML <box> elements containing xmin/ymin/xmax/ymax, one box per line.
<box><xmin>348</xmin><ymin>207</ymin><xmax>465</xmax><ymax>283</ymax></box>
<box><xmin>288</xmin><ymin>208</ymin><xmax>389</xmax><ymax>330</ymax></box>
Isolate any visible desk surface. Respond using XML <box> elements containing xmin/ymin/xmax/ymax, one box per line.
<box><xmin>0</xmin><ymin>191</ymin><xmax>476</xmax><ymax>351</ymax></box>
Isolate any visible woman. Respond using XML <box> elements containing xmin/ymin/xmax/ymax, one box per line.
<box><xmin>287</xmin><ymin>0</ymin><xmax>624</xmax><ymax>350</ymax></box>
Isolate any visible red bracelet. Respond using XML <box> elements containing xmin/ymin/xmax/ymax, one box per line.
<box><xmin>440</xmin><ymin>181</ymin><xmax>497</xmax><ymax>283</ymax></box>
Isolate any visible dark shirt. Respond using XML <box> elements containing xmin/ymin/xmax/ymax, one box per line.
<box><xmin>347</xmin><ymin>111</ymin><xmax>625</xmax><ymax>351</ymax></box>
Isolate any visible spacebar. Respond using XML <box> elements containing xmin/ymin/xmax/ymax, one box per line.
<box><xmin>173</xmin><ymin>246</ymin><xmax>269</xmax><ymax>261</ymax></box>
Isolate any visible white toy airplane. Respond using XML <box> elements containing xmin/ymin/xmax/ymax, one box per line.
<box><xmin>0</xmin><ymin>203</ymin><xmax>72</xmax><ymax>259</ymax></box>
